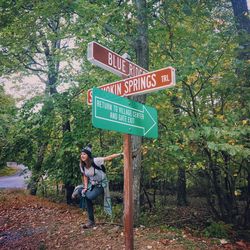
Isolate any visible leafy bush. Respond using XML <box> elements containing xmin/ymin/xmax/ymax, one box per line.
<box><xmin>95</xmin><ymin>203</ymin><xmax>123</xmax><ymax>223</ymax></box>
<box><xmin>203</xmin><ymin>221</ymin><xmax>232</xmax><ymax>238</ymax></box>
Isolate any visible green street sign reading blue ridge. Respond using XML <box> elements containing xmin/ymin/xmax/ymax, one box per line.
<box><xmin>92</xmin><ymin>88</ymin><xmax>158</xmax><ymax>138</ymax></box>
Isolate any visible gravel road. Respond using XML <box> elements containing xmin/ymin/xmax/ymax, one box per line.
<box><xmin>0</xmin><ymin>165</ymin><xmax>31</xmax><ymax>189</ymax></box>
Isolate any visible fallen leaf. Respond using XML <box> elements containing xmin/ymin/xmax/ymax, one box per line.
<box><xmin>220</xmin><ymin>239</ymin><xmax>228</xmax><ymax>244</ymax></box>
<box><xmin>236</xmin><ymin>240</ymin><xmax>247</xmax><ymax>248</ymax></box>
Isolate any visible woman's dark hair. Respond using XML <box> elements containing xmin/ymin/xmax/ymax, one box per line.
<box><xmin>80</xmin><ymin>144</ymin><xmax>93</xmax><ymax>168</ymax></box>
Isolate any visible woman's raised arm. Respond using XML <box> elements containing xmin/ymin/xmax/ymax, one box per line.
<box><xmin>103</xmin><ymin>153</ymin><xmax>123</xmax><ymax>161</ymax></box>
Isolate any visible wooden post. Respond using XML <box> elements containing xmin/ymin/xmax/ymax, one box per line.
<box><xmin>123</xmin><ymin>134</ymin><xmax>134</xmax><ymax>250</ymax></box>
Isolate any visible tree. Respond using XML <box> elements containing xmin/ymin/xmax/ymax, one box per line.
<box><xmin>1</xmin><ymin>0</ymin><xmax>77</xmax><ymax>194</ymax></box>
<box><xmin>0</xmin><ymin>85</ymin><xmax>16</xmax><ymax>168</ymax></box>
<box><xmin>131</xmin><ymin>0</ymin><xmax>149</xmax><ymax>224</ymax></box>
<box><xmin>231</xmin><ymin>0</ymin><xmax>250</xmax><ymax>227</ymax></box>
<box><xmin>146</xmin><ymin>0</ymin><xmax>250</xmax><ymax>226</ymax></box>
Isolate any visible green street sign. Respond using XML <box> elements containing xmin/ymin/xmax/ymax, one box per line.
<box><xmin>92</xmin><ymin>88</ymin><xmax>158</xmax><ymax>138</ymax></box>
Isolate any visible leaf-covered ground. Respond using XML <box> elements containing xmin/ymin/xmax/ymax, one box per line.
<box><xmin>0</xmin><ymin>190</ymin><xmax>249</xmax><ymax>250</ymax></box>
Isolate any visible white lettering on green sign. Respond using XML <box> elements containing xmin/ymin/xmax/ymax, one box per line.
<box><xmin>92</xmin><ymin>88</ymin><xmax>158</xmax><ymax>138</ymax></box>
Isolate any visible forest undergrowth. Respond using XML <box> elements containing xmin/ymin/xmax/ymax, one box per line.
<box><xmin>1</xmin><ymin>189</ymin><xmax>250</xmax><ymax>250</ymax></box>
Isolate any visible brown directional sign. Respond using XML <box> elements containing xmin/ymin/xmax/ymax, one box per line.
<box><xmin>87</xmin><ymin>67</ymin><xmax>175</xmax><ymax>105</ymax></box>
<box><xmin>87</xmin><ymin>41</ymin><xmax>147</xmax><ymax>77</ymax></box>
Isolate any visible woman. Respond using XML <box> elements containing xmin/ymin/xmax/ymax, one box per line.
<box><xmin>80</xmin><ymin>144</ymin><xmax>123</xmax><ymax>228</ymax></box>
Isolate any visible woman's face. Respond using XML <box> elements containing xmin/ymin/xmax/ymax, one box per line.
<box><xmin>81</xmin><ymin>152</ymin><xmax>89</xmax><ymax>162</ymax></box>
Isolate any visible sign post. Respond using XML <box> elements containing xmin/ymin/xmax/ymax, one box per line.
<box><xmin>87</xmin><ymin>41</ymin><xmax>174</xmax><ymax>250</ymax></box>
<box><xmin>123</xmin><ymin>133</ymin><xmax>133</xmax><ymax>250</ymax></box>
<box><xmin>88</xmin><ymin>42</ymin><xmax>150</xmax><ymax>250</ymax></box>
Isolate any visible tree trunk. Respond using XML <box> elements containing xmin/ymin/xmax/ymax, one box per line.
<box><xmin>244</xmin><ymin>171</ymin><xmax>250</xmax><ymax>228</ymax></box>
<box><xmin>177</xmin><ymin>166</ymin><xmax>188</xmax><ymax>206</ymax></box>
<box><xmin>231</xmin><ymin>0</ymin><xmax>250</xmax><ymax>35</ymax></box>
<box><xmin>65</xmin><ymin>182</ymin><xmax>75</xmax><ymax>205</ymax></box>
<box><xmin>132</xmin><ymin>0</ymin><xmax>149</xmax><ymax>225</ymax></box>
<box><xmin>231</xmin><ymin>0</ymin><xmax>250</xmax><ymax>110</ymax></box>
<box><xmin>131</xmin><ymin>135</ymin><xmax>143</xmax><ymax>223</ymax></box>
<box><xmin>29</xmin><ymin>142</ymin><xmax>48</xmax><ymax>195</ymax></box>
<box><xmin>170</xmin><ymin>95</ymin><xmax>189</xmax><ymax>207</ymax></box>
<box><xmin>231</xmin><ymin>0</ymin><xmax>250</xmax><ymax>75</ymax></box>
<box><xmin>205</xmin><ymin>150</ymin><xmax>238</xmax><ymax>223</ymax></box>
<box><xmin>62</xmin><ymin>111</ymin><xmax>73</xmax><ymax>204</ymax></box>
<box><xmin>230</xmin><ymin>0</ymin><xmax>249</xmax><ymax>226</ymax></box>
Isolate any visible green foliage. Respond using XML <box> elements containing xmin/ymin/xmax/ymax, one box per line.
<box><xmin>36</xmin><ymin>177</ymin><xmax>65</xmax><ymax>202</ymax></box>
<box><xmin>0</xmin><ymin>166</ymin><xmax>18</xmax><ymax>176</ymax></box>
<box><xmin>144</xmin><ymin>0</ymin><xmax>249</xmax><ymax>226</ymax></box>
<box><xmin>203</xmin><ymin>221</ymin><xmax>232</xmax><ymax>239</ymax></box>
<box><xmin>95</xmin><ymin>203</ymin><xmax>123</xmax><ymax>223</ymax></box>
<box><xmin>0</xmin><ymin>85</ymin><xmax>16</xmax><ymax>168</ymax></box>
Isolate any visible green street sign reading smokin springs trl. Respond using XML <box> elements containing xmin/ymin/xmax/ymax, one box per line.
<box><xmin>92</xmin><ymin>88</ymin><xmax>158</xmax><ymax>138</ymax></box>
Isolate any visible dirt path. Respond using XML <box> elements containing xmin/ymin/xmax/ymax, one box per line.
<box><xmin>0</xmin><ymin>190</ymin><xmax>249</xmax><ymax>250</ymax></box>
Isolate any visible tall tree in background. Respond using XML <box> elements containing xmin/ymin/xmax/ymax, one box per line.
<box><xmin>231</xmin><ymin>0</ymin><xmax>250</xmax><ymax>41</ymax></box>
<box><xmin>1</xmin><ymin>1</ymin><xmax>73</xmax><ymax>94</ymax></box>
<box><xmin>0</xmin><ymin>86</ymin><xmax>16</xmax><ymax>168</ymax></box>
<box><xmin>231</xmin><ymin>0</ymin><xmax>250</xmax><ymax>227</ymax></box>
<box><xmin>140</xmin><ymin>0</ymin><xmax>250</xmax><ymax>227</ymax></box>
<box><xmin>0</xmin><ymin>0</ymin><xmax>77</xmax><ymax>194</ymax></box>
<box><xmin>132</xmin><ymin>0</ymin><xmax>149</xmax><ymax>224</ymax></box>
<box><xmin>230</xmin><ymin>0</ymin><xmax>249</xmax><ymax>115</ymax></box>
